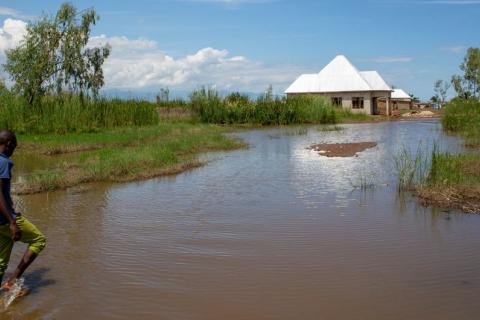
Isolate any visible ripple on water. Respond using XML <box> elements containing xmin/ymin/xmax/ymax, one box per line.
<box><xmin>9</xmin><ymin>120</ymin><xmax>480</xmax><ymax>320</ymax></box>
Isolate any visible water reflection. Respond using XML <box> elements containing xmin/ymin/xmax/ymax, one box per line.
<box><xmin>4</xmin><ymin>120</ymin><xmax>480</xmax><ymax>320</ymax></box>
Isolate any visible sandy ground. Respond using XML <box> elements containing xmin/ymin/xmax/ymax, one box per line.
<box><xmin>401</xmin><ymin>110</ymin><xmax>438</xmax><ymax>118</ymax></box>
<box><xmin>309</xmin><ymin>142</ymin><xmax>377</xmax><ymax>157</ymax></box>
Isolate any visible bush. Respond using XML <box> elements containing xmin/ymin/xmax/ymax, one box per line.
<box><xmin>189</xmin><ymin>89</ymin><xmax>338</xmax><ymax>125</ymax></box>
<box><xmin>442</xmin><ymin>98</ymin><xmax>480</xmax><ymax>146</ymax></box>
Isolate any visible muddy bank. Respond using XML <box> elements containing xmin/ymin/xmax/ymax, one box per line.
<box><xmin>418</xmin><ymin>186</ymin><xmax>480</xmax><ymax>214</ymax></box>
<box><xmin>309</xmin><ymin>142</ymin><xmax>377</xmax><ymax>157</ymax></box>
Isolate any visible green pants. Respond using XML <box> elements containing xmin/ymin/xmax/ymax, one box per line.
<box><xmin>0</xmin><ymin>215</ymin><xmax>46</xmax><ymax>278</ymax></box>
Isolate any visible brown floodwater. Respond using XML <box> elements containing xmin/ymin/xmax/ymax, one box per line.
<box><xmin>3</xmin><ymin>120</ymin><xmax>480</xmax><ymax>319</ymax></box>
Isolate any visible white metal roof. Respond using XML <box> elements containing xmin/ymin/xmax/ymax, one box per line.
<box><xmin>359</xmin><ymin>71</ymin><xmax>392</xmax><ymax>91</ymax></box>
<box><xmin>391</xmin><ymin>88</ymin><xmax>411</xmax><ymax>100</ymax></box>
<box><xmin>285</xmin><ymin>55</ymin><xmax>392</xmax><ymax>94</ymax></box>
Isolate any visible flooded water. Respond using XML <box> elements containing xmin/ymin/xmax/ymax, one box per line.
<box><xmin>4</xmin><ymin>120</ymin><xmax>480</xmax><ymax>319</ymax></box>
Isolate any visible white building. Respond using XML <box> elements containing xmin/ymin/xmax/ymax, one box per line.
<box><xmin>285</xmin><ymin>55</ymin><xmax>395</xmax><ymax>115</ymax></box>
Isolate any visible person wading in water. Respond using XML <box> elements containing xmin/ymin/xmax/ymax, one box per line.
<box><xmin>0</xmin><ymin>130</ymin><xmax>46</xmax><ymax>295</ymax></box>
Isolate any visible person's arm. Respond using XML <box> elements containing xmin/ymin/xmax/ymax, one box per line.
<box><xmin>0</xmin><ymin>180</ymin><xmax>21</xmax><ymax>241</ymax></box>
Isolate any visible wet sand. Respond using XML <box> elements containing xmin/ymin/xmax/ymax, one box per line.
<box><xmin>309</xmin><ymin>142</ymin><xmax>377</xmax><ymax>157</ymax></box>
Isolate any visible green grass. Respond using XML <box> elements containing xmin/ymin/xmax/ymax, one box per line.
<box><xmin>3</xmin><ymin>89</ymin><xmax>379</xmax><ymax>193</ymax></box>
<box><xmin>0</xmin><ymin>93</ymin><xmax>158</xmax><ymax>134</ymax></box>
<box><xmin>317</xmin><ymin>125</ymin><xmax>345</xmax><ymax>132</ymax></box>
<box><xmin>395</xmin><ymin>99</ymin><xmax>480</xmax><ymax>212</ymax></box>
<box><xmin>190</xmin><ymin>89</ymin><xmax>342</xmax><ymax>125</ymax></box>
<box><xmin>442</xmin><ymin>98</ymin><xmax>480</xmax><ymax>147</ymax></box>
<box><xmin>427</xmin><ymin>151</ymin><xmax>480</xmax><ymax>187</ymax></box>
<box><xmin>394</xmin><ymin>145</ymin><xmax>430</xmax><ymax>192</ymax></box>
<box><xmin>14</xmin><ymin>122</ymin><xmax>245</xmax><ymax>194</ymax></box>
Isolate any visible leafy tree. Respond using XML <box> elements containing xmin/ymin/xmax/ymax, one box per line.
<box><xmin>3</xmin><ymin>3</ymin><xmax>110</xmax><ymax>105</ymax></box>
<box><xmin>451</xmin><ymin>47</ymin><xmax>480</xmax><ymax>99</ymax></box>
<box><xmin>409</xmin><ymin>93</ymin><xmax>420</xmax><ymax>103</ymax></box>
<box><xmin>433</xmin><ymin>79</ymin><xmax>450</xmax><ymax>107</ymax></box>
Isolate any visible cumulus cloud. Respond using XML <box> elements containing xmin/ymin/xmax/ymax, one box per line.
<box><xmin>0</xmin><ymin>18</ymin><xmax>302</xmax><ymax>93</ymax></box>
<box><xmin>89</xmin><ymin>34</ymin><xmax>302</xmax><ymax>92</ymax></box>
<box><xmin>0</xmin><ymin>18</ymin><xmax>27</xmax><ymax>52</ymax></box>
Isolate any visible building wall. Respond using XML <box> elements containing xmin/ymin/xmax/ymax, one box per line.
<box><xmin>391</xmin><ymin>99</ymin><xmax>412</xmax><ymax>110</ymax></box>
<box><xmin>287</xmin><ymin>91</ymin><xmax>391</xmax><ymax>115</ymax></box>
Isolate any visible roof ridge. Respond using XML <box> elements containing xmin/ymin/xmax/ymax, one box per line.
<box><xmin>329</xmin><ymin>55</ymin><xmax>373</xmax><ymax>90</ymax></box>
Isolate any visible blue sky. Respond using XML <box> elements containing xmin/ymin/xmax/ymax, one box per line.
<box><xmin>0</xmin><ymin>0</ymin><xmax>479</xmax><ymax>99</ymax></box>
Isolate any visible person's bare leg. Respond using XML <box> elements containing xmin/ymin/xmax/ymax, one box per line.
<box><xmin>6</xmin><ymin>249</ymin><xmax>37</xmax><ymax>286</ymax></box>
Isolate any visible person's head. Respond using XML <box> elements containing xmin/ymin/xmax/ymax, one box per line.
<box><xmin>0</xmin><ymin>130</ymin><xmax>17</xmax><ymax>157</ymax></box>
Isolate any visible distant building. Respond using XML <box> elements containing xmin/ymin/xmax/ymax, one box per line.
<box><xmin>285</xmin><ymin>55</ymin><xmax>397</xmax><ymax>115</ymax></box>
<box><xmin>390</xmin><ymin>89</ymin><xmax>413</xmax><ymax>111</ymax></box>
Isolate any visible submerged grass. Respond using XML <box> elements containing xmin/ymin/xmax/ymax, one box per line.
<box><xmin>14</xmin><ymin>122</ymin><xmax>245</xmax><ymax>194</ymax></box>
<box><xmin>394</xmin><ymin>144</ymin><xmax>431</xmax><ymax>192</ymax></box>
<box><xmin>395</xmin><ymin>99</ymin><xmax>480</xmax><ymax>213</ymax></box>
<box><xmin>395</xmin><ymin>145</ymin><xmax>480</xmax><ymax>213</ymax></box>
<box><xmin>418</xmin><ymin>150</ymin><xmax>480</xmax><ymax>213</ymax></box>
<box><xmin>317</xmin><ymin>125</ymin><xmax>345</xmax><ymax>132</ymax></box>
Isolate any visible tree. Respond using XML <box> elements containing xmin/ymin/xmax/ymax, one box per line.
<box><xmin>451</xmin><ymin>47</ymin><xmax>480</xmax><ymax>99</ymax></box>
<box><xmin>265</xmin><ymin>84</ymin><xmax>274</xmax><ymax>101</ymax></box>
<box><xmin>156</xmin><ymin>88</ymin><xmax>170</xmax><ymax>104</ymax></box>
<box><xmin>3</xmin><ymin>3</ymin><xmax>110</xmax><ymax>105</ymax></box>
<box><xmin>409</xmin><ymin>93</ymin><xmax>420</xmax><ymax>103</ymax></box>
<box><xmin>433</xmin><ymin>79</ymin><xmax>450</xmax><ymax>108</ymax></box>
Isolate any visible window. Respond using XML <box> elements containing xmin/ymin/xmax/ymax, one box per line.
<box><xmin>331</xmin><ymin>97</ymin><xmax>342</xmax><ymax>107</ymax></box>
<box><xmin>352</xmin><ymin>97</ymin><xmax>364</xmax><ymax>109</ymax></box>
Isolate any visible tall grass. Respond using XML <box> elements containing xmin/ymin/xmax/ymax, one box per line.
<box><xmin>442</xmin><ymin>98</ymin><xmax>480</xmax><ymax>146</ymax></box>
<box><xmin>0</xmin><ymin>93</ymin><xmax>159</xmax><ymax>134</ymax></box>
<box><xmin>0</xmin><ymin>88</ymin><xmax>375</xmax><ymax>134</ymax></box>
<box><xmin>394</xmin><ymin>142</ymin><xmax>476</xmax><ymax>191</ymax></box>
<box><xmin>190</xmin><ymin>88</ymin><xmax>338</xmax><ymax>125</ymax></box>
<box><xmin>394</xmin><ymin>144</ymin><xmax>431</xmax><ymax>191</ymax></box>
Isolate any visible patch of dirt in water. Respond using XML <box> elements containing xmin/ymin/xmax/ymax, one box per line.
<box><xmin>308</xmin><ymin>142</ymin><xmax>377</xmax><ymax>157</ymax></box>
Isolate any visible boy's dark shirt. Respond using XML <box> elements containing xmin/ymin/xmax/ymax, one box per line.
<box><xmin>0</xmin><ymin>153</ymin><xmax>16</xmax><ymax>225</ymax></box>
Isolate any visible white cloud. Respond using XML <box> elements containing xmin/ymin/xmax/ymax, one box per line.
<box><xmin>441</xmin><ymin>45</ymin><xmax>466</xmax><ymax>53</ymax></box>
<box><xmin>0</xmin><ymin>18</ymin><xmax>27</xmax><ymax>52</ymax></box>
<box><xmin>0</xmin><ymin>6</ymin><xmax>33</xmax><ymax>20</ymax></box>
<box><xmin>89</xmin><ymin>34</ymin><xmax>303</xmax><ymax>93</ymax></box>
<box><xmin>0</xmin><ymin>19</ymin><xmax>301</xmax><ymax>93</ymax></box>
<box><xmin>371</xmin><ymin>56</ymin><xmax>413</xmax><ymax>63</ymax></box>
<box><xmin>0</xmin><ymin>7</ymin><xmax>20</xmax><ymax>17</ymax></box>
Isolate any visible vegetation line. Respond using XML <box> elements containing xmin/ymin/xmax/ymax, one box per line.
<box><xmin>14</xmin><ymin>124</ymin><xmax>246</xmax><ymax>194</ymax></box>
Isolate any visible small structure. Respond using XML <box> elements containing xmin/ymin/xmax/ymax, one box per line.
<box><xmin>390</xmin><ymin>89</ymin><xmax>412</xmax><ymax>111</ymax></box>
<box><xmin>285</xmin><ymin>55</ymin><xmax>394</xmax><ymax>115</ymax></box>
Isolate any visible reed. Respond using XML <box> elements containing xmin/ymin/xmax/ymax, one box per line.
<box><xmin>442</xmin><ymin>98</ymin><xmax>480</xmax><ymax>147</ymax></box>
<box><xmin>394</xmin><ymin>144</ymin><xmax>431</xmax><ymax>192</ymax></box>
<box><xmin>0</xmin><ymin>93</ymin><xmax>159</xmax><ymax>134</ymax></box>
<box><xmin>189</xmin><ymin>89</ymin><xmax>339</xmax><ymax>125</ymax></box>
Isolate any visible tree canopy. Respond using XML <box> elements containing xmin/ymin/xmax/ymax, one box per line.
<box><xmin>433</xmin><ymin>79</ymin><xmax>450</xmax><ymax>107</ymax></box>
<box><xmin>3</xmin><ymin>3</ymin><xmax>110</xmax><ymax>105</ymax></box>
<box><xmin>451</xmin><ymin>47</ymin><xmax>480</xmax><ymax>99</ymax></box>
